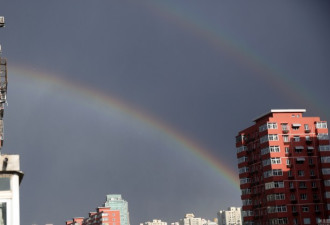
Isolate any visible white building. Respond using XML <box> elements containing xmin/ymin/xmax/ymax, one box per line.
<box><xmin>179</xmin><ymin>214</ymin><xmax>203</xmax><ymax>225</ymax></box>
<box><xmin>0</xmin><ymin>154</ymin><xmax>24</xmax><ymax>225</ymax></box>
<box><xmin>217</xmin><ymin>207</ymin><xmax>242</xmax><ymax>225</ymax></box>
<box><xmin>141</xmin><ymin>219</ymin><xmax>167</xmax><ymax>225</ymax></box>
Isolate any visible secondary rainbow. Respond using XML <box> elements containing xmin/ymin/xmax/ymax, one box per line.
<box><xmin>10</xmin><ymin>64</ymin><xmax>241</xmax><ymax>190</ymax></box>
<box><xmin>143</xmin><ymin>1</ymin><xmax>330</xmax><ymax>118</ymax></box>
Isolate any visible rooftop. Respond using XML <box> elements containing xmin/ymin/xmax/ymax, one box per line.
<box><xmin>253</xmin><ymin>109</ymin><xmax>306</xmax><ymax>122</ymax></box>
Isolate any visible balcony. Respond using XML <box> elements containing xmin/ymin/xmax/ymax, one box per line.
<box><xmin>292</xmin><ymin>211</ymin><xmax>298</xmax><ymax>216</ymax></box>
<box><xmin>291</xmin><ymin>199</ymin><xmax>297</xmax><ymax>203</ymax></box>
<box><xmin>282</xmin><ymin>129</ymin><xmax>289</xmax><ymax>134</ymax></box>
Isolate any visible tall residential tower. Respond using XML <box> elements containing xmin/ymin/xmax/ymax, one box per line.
<box><xmin>104</xmin><ymin>194</ymin><xmax>130</xmax><ymax>225</ymax></box>
<box><xmin>236</xmin><ymin>109</ymin><xmax>330</xmax><ymax>225</ymax></box>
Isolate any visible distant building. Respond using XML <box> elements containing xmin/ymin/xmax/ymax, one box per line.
<box><xmin>217</xmin><ymin>207</ymin><xmax>242</xmax><ymax>225</ymax></box>
<box><xmin>141</xmin><ymin>219</ymin><xmax>167</xmax><ymax>225</ymax></box>
<box><xmin>236</xmin><ymin>109</ymin><xmax>330</xmax><ymax>224</ymax></box>
<box><xmin>179</xmin><ymin>214</ymin><xmax>203</xmax><ymax>225</ymax></box>
<box><xmin>103</xmin><ymin>194</ymin><xmax>130</xmax><ymax>225</ymax></box>
<box><xmin>202</xmin><ymin>219</ymin><xmax>217</xmax><ymax>225</ymax></box>
<box><xmin>66</xmin><ymin>207</ymin><xmax>120</xmax><ymax>225</ymax></box>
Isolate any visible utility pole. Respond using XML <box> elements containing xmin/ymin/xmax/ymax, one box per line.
<box><xmin>0</xmin><ymin>15</ymin><xmax>24</xmax><ymax>225</ymax></box>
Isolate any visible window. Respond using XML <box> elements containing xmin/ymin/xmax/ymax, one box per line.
<box><xmin>312</xmin><ymin>182</ymin><xmax>316</xmax><ymax>188</ymax></box>
<box><xmin>270</xmin><ymin>146</ymin><xmax>280</xmax><ymax>152</ymax></box>
<box><xmin>289</xmin><ymin>182</ymin><xmax>294</xmax><ymax>189</ymax></box>
<box><xmin>321</xmin><ymin>157</ymin><xmax>330</xmax><ymax>163</ymax></box>
<box><xmin>305</xmin><ymin>135</ymin><xmax>311</xmax><ymax>141</ymax></box>
<box><xmin>239</xmin><ymin>167</ymin><xmax>249</xmax><ymax>174</ymax></box>
<box><xmin>296</xmin><ymin>158</ymin><xmax>305</xmax><ymax>164</ymax></box>
<box><xmin>300</xmin><ymin>194</ymin><xmax>307</xmax><ymax>200</ymax></box>
<box><xmin>316</xmin><ymin>122</ymin><xmax>327</xmax><ymax>129</ymax></box>
<box><xmin>261</xmin><ymin>147</ymin><xmax>269</xmax><ymax>155</ymax></box>
<box><xmin>294</xmin><ymin>136</ymin><xmax>300</xmax><ymax>142</ymax></box>
<box><xmin>325</xmin><ymin>192</ymin><xmax>330</xmax><ymax>198</ymax></box>
<box><xmin>304</xmin><ymin>124</ymin><xmax>310</xmax><ymax>130</ymax></box>
<box><xmin>310</xmin><ymin>170</ymin><xmax>315</xmax><ymax>176</ymax></box>
<box><xmin>281</xmin><ymin>123</ymin><xmax>289</xmax><ymax>131</ymax></box>
<box><xmin>264</xmin><ymin>169</ymin><xmax>283</xmax><ymax>178</ymax></box>
<box><xmin>318</xmin><ymin>133</ymin><xmax>329</xmax><ymax>140</ymax></box>
<box><xmin>325</xmin><ymin>180</ymin><xmax>330</xmax><ymax>186</ymax></box>
<box><xmin>0</xmin><ymin>177</ymin><xmax>10</xmax><ymax>191</ymax></box>
<box><xmin>260</xmin><ymin>134</ymin><xmax>279</xmax><ymax>143</ymax></box>
<box><xmin>309</xmin><ymin>158</ymin><xmax>313</xmax><ymax>165</ymax></box>
<box><xmin>315</xmin><ymin>205</ymin><xmax>319</xmax><ymax>212</ymax></box>
<box><xmin>303</xmin><ymin>218</ymin><xmax>311</xmax><ymax>224</ymax></box>
<box><xmin>0</xmin><ymin>202</ymin><xmax>6</xmax><ymax>225</ymax></box>
<box><xmin>302</xmin><ymin>206</ymin><xmax>309</xmax><ymax>212</ymax></box>
<box><xmin>265</xmin><ymin>181</ymin><xmax>284</xmax><ymax>190</ymax></box>
<box><xmin>290</xmin><ymin>194</ymin><xmax>296</xmax><ymax>200</ymax></box>
<box><xmin>319</xmin><ymin>145</ymin><xmax>330</xmax><ymax>151</ymax></box>
<box><xmin>241</xmin><ymin>188</ymin><xmax>251</xmax><ymax>195</ymax></box>
<box><xmin>259</xmin><ymin>123</ymin><xmax>278</xmax><ymax>132</ymax></box>
<box><xmin>286</xmin><ymin>159</ymin><xmax>290</xmax><ymax>165</ymax></box>
<box><xmin>322</xmin><ymin>169</ymin><xmax>330</xmax><ymax>175</ymax></box>
<box><xmin>240</xmin><ymin>178</ymin><xmax>251</xmax><ymax>184</ymax></box>
<box><xmin>285</xmin><ymin>147</ymin><xmax>289</xmax><ymax>154</ymax></box>
<box><xmin>267</xmin><ymin>193</ymin><xmax>285</xmax><ymax>201</ymax></box>
<box><xmin>298</xmin><ymin>170</ymin><xmax>304</xmax><ymax>176</ymax></box>
<box><xmin>242</xmin><ymin>199</ymin><xmax>252</xmax><ymax>206</ymax></box>
<box><xmin>237</xmin><ymin>146</ymin><xmax>247</xmax><ymax>153</ymax></box>
<box><xmin>236</xmin><ymin>135</ymin><xmax>244</xmax><ymax>143</ymax></box>
<box><xmin>270</xmin><ymin>157</ymin><xmax>281</xmax><ymax>164</ymax></box>
<box><xmin>237</xmin><ymin>156</ymin><xmax>247</xmax><ymax>164</ymax></box>
<box><xmin>262</xmin><ymin>159</ymin><xmax>270</xmax><ymax>167</ymax></box>
<box><xmin>267</xmin><ymin>122</ymin><xmax>278</xmax><ymax>129</ymax></box>
<box><xmin>295</xmin><ymin>146</ymin><xmax>303</xmax><ymax>153</ymax></box>
<box><xmin>267</xmin><ymin>205</ymin><xmax>287</xmax><ymax>213</ymax></box>
<box><xmin>269</xmin><ymin>218</ymin><xmax>288</xmax><ymax>224</ymax></box>
<box><xmin>299</xmin><ymin>182</ymin><xmax>307</xmax><ymax>188</ymax></box>
<box><xmin>283</xmin><ymin>135</ymin><xmax>289</xmax><ymax>142</ymax></box>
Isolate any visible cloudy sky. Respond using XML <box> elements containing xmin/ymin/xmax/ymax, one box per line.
<box><xmin>1</xmin><ymin>1</ymin><xmax>330</xmax><ymax>224</ymax></box>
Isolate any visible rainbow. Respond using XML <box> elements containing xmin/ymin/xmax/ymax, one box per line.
<box><xmin>9</xmin><ymin>64</ymin><xmax>241</xmax><ymax>190</ymax></box>
<box><xmin>143</xmin><ymin>1</ymin><xmax>330</xmax><ymax>118</ymax></box>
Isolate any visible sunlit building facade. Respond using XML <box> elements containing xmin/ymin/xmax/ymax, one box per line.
<box><xmin>236</xmin><ymin>109</ymin><xmax>330</xmax><ymax>225</ymax></box>
<box><xmin>217</xmin><ymin>207</ymin><xmax>242</xmax><ymax>225</ymax></box>
<box><xmin>141</xmin><ymin>219</ymin><xmax>167</xmax><ymax>225</ymax></box>
<box><xmin>179</xmin><ymin>214</ymin><xmax>203</xmax><ymax>225</ymax></box>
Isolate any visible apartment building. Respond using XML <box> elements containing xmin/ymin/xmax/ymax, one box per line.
<box><xmin>236</xmin><ymin>109</ymin><xmax>330</xmax><ymax>225</ymax></box>
<box><xmin>217</xmin><ymin>207</ymin><xmax>242</xmax><ymax>225</ymax></box>
<box><xmin>65</xmin><ymin>206</ymin><xmax>120</xmax><ymax>225</ymax></box>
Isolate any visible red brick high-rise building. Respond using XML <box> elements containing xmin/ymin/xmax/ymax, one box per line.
<box><xmin>236</xmin><ymin>109</ymin><xmax>330</xmax><ymax>225</ymax></box>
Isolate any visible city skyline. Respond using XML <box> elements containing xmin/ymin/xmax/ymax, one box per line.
<box><xmin>0</xmin><ymin>1</ymin><xmax>329</xmax><ymax>224</ymax></box>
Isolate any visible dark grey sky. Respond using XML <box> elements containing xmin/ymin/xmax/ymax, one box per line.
<box><xmin>1</xmin><ymin>1</ymin><xmax>330</xmax><ymax>224</ymax></box>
